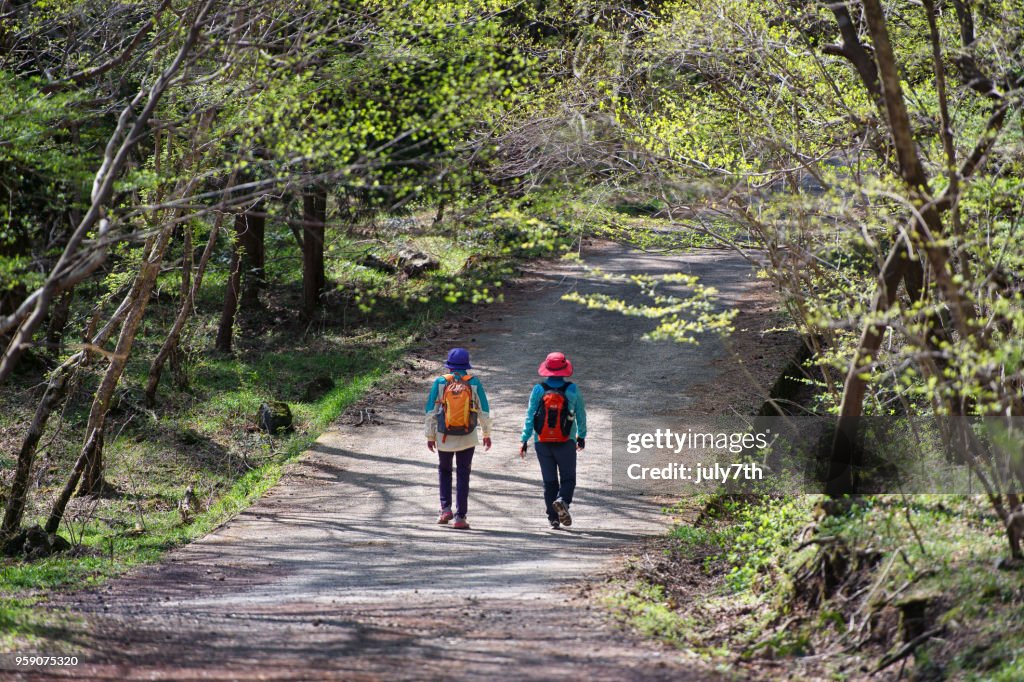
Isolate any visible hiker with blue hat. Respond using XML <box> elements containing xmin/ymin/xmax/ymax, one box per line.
<box><xmin>425</xmin><ymin>347</ymin><xmax>492</xmax><ymax>529</ymax></box>
<box><xmin>519</xmin><ymin>351</ymin><xmax>587</xmax><ymax>529</ymax></box>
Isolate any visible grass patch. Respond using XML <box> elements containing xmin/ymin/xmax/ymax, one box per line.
<box><xmin>0</xmin><ymin>338</ymin><xmax>399</xmax><ymax>651</ymax></box>
<box><xmin>603</xmin><ymin>581</ymin><xmax>701</xmax><ymax>647</ymax></box>
<box><xmin>609</xmin><ymin>494</ymin><xmax>1024</xmax><ymax>678</ymax></box>
<box><xmin>0</xmin><ymin>596</ymin><xmax>82</xmax><ymax>650</ymax></box>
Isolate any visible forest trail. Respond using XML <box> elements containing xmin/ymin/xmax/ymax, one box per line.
<box><xmin>34</xmin><ymin>243</ymin><xmax>791</xmax><ymax>681</ymax></box>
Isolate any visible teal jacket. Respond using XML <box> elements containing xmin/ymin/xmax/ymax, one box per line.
<box><xmin>520</xmin><ymin>377</ymin><xmax>587</xmax><ymax>443</ymax></box>
<box><xmin>424</xmin><ymin>372</ymin><xmax>491</xmax><ymax>415</ymax></box>
<box><xmin>424</xmin><ymin>371</ymin><xmax>492</xmax><ymax>451</ymax></box>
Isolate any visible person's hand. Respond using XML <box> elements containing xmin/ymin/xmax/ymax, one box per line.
<box><xmin>519</xmin><ymin>441</ymin><xmax>528</xmax><ymax>458</ymax></box>
<box><xmin>483</xmin><ymin>437</ymin><xmax>492</xmax><ymax>451</ymax></box>
<box><xmin>427</xmin><ymin>440</ymin><xmax>436</xmax><ymax>452</ymax></box>
<box><xmin>576</xmin><ymin>437</ymin><xmax>585</xmax><ymax>451</ymax></box>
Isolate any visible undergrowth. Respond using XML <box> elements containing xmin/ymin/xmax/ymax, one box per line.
<box><xmin>607</xmin><ymin>494</ymin><xmax>1024</xmax><ymax>679</ymax></box>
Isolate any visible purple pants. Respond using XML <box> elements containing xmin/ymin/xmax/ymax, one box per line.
<box><xmin>438</xmin><ymin>447</ymin><xmax>475</xmax><ymax>517</ymax></box>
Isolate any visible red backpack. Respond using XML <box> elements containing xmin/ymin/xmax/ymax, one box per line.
<box><xmin>533</xmin><ymin>381</ymin><xmax>574</xmax><ymax>442</ymax></box>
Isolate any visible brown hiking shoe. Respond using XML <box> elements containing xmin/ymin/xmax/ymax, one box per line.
<box><xmin>552</xmin><ymin>499</ymin><xmax>572</xmax><ymax>527</ymax></box>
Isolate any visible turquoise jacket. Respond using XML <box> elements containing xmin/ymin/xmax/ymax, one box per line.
<box><xmin>424</xmin><ymin>371</ymin><xmax>492</xmax><ymax>451</ymax></box>
<box><xmin>424</xmin><ymin>371</ymin><xmax>491</xmax><ymax>414</ymax></box>
<box><xmin>520</xmin><ymin>377</ymin><xmax>587</xmax><ymax>443</ymax></box>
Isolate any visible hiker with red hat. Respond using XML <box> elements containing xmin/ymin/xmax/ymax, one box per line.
<box><xmin>425</xmin><ymin>347</ymin><xmax>492</xmax><ymax>530</ymax></box>
<box><xmin>519</xmin><ymin>351</ymin><xmax>587</xmax><ymax>529</ymax></box>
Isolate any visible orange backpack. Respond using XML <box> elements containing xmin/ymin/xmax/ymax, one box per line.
<box><xmin>437</xmin><ymin>374</ymin><xmax>478</xmax><ymax>442</ymax></box>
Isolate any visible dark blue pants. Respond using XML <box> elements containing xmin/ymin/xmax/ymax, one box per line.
<box><xmin>535</xmin><ymin>440</ymin><xmax>577</xmax><ymax>522</ymax></box>
<box><xmin>438</xmin><ymin>447</ymin><xmax>474</xmax><ymax>517</ymax></box>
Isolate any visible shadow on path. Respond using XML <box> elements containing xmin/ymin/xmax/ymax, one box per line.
<box><xmin>30</xmin><ymin>244</ymin><xmax>767</xmax><ymax>681</ymax></box>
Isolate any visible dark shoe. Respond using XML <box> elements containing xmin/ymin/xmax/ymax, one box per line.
<box><xmin>550</xmin><ymin>519</ymin><xmax>560</xmax><ymax>529</ymax></box>
<box><xmin>452</xmin><ymin>516</ymin><xmax>470</xmax><ymax>530</ymax></box>
<box><xmin>437</xmin><ymin>509</ymin><xmax>454</xmax><ymax>524</ymax></box>
<box><xmin>552</xmin><ymin>499</ymin><xmax>572</xmax><ymax>527</ymax></box>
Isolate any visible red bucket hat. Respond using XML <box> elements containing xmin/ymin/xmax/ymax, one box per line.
<box><xmin>538</xmin><ymin>351</ymin><xmax>573</xmax><ymax>377</ymax></box>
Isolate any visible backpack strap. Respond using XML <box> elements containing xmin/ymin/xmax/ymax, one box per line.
<box><xmin>539</xmin><ymin>381</ymin><xmax>574</xmax><ymax>421</ymax></box>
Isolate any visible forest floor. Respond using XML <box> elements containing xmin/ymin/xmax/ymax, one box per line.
<box><xmin>8</xmin><ymin>241</ymin><xmax>800</xmax><ymax>680</ymax></box>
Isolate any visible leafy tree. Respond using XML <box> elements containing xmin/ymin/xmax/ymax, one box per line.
<box><xmin>600</xmin><ymin>0</ymin><xmax>1024</xmax><ymax>556</ymax></box>
<box><xmin>1</xmin><ymin>0</ymin><xmax>539</xmax><ymax>538</ymax></box>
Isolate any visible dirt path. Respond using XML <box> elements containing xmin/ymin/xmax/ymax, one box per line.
<box><xmin>20</xmin><ymin>243</ymin><xmax>795</xmax><ymax>681</ymax></box>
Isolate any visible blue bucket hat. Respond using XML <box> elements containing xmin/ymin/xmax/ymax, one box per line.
<box><xmin>444</xmin><ymin>347</ymin><xmax>472</xmax><ymax>371</ymax></box>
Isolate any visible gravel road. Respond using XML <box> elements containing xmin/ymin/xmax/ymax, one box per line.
<box><xmin>19</xmin><ymin>242</ymin><xmax>789</xmax><ymax>681</ymax></box>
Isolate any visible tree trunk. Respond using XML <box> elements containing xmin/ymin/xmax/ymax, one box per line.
<box><xmin>825</xmin><ymin>1</ymin><xmax>980</xmax><ymax>500</ymax></box>
<box><xmin>167</xmin><ymin>223</ymin><xmax>192</xmax><ymax>389</ymax></box>
<box><xmin>146</xmin><ymin>208</ymin><xmax>228</xmax><ymax>404</ymax></box>
<box><xmin>46</xmin><ymin>429</ymin><xmax>99</xmax><ymax>534</ymax></box>
<box><xmin>302</xmin><ymin>188</ymin><xmax>327</xmax><ymax>318</ymax></box>
<box><xmin>44</xmin><ymin>290</ymin><xmax>74</xmax><ymax>355</ymax></box>
<box><xmin>239</xmin><ymin>201</ymin><xmax>266</xmax><ymax>310</ymax></box>
<box><xmin>77</xmin><ymin>222</ymin><xmax>175</xmax><ymax>497</ymax></box>
<box><xmin>2</xmin><ymin>368</ymin><xmax>70</xmax><ymax>539</ymax></box>
<box><xmin>215</xmin><ymin>224</ymin><xmax>243</xmax><ymax>353</ymax></box>
<box><xmin>3</xmin><ymin>285</ymin><xmax>137</xmax><ymax>537</ymax></box>
<box><xmin>825</xmin><ymin>2</ymin><xmax>882</xmax><ymax>106</ymax></box>
<box><xmin>180</xmin><ymin>218</ymin><xmax>193</xmax><ymax>310</ymax></box>
<box><xmin>825</xmin><ymin>242</ymin><xmax>911</xmax><ymax>496</ymax></box>
<box><xmin>42</xmin><ymin>148</ymin><xmax>84</xmax><ymax>358</ymax></box>
<box><xmin>77</xmin><ymin>428</ymin><xmax>107</xmax><ymax>498</ymax></box>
